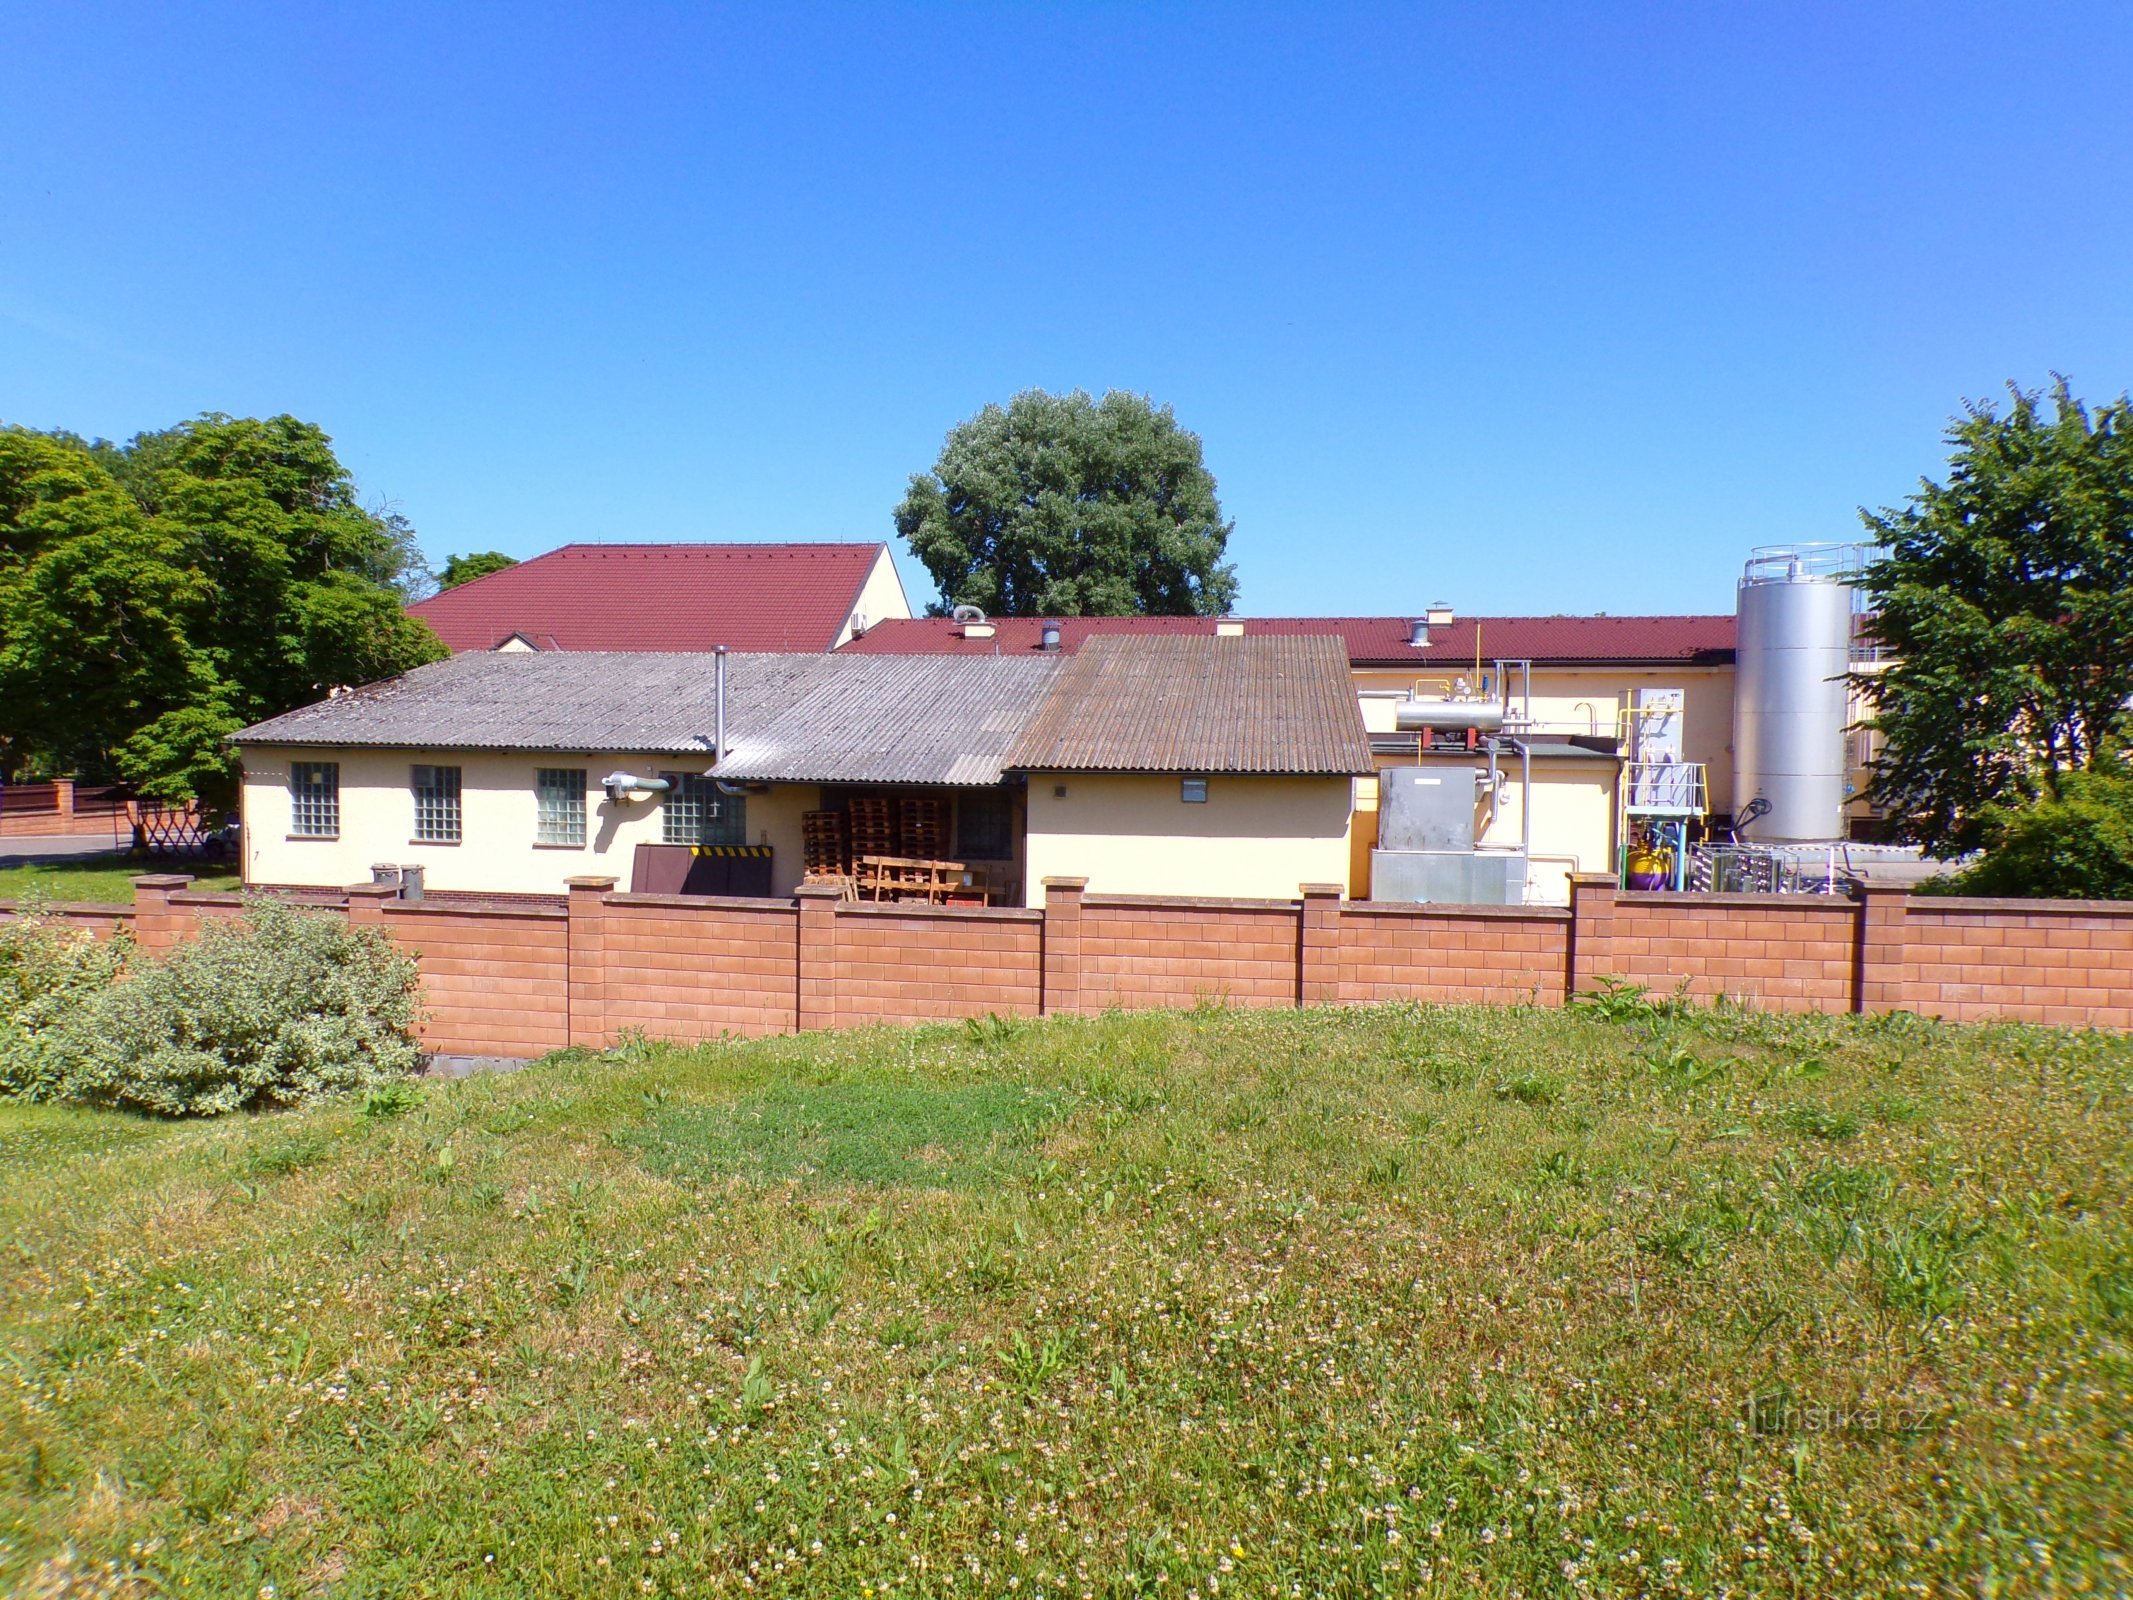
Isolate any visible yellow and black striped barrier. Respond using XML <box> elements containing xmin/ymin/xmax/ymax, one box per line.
<box><xmin>689</xmin><ymin>844</ymin><xmax>772</xmax><ymax>859</ymax></box>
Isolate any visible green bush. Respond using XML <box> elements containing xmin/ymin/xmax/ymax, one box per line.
<box><xmin>0</xmin><ymin>901</ymin><xmax>131</xmax><ymax>1101</ymax></box>
<box><xmin>1926</xmin><ymin>766</ymin><xmax>2133</xmax><ymax>900</ymax></box>
<box><xmin>3</xmin><ymin>898</ymin><xmax>421</xmax><ymax>1116</ymax></box>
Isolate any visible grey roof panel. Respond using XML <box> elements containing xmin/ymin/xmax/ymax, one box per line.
<box><xmin>235</xmin><ymin>652</ymin><xmax>1062</xmax><ymax>786</ymax></box>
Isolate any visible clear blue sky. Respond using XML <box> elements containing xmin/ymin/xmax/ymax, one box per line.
<box><xmin>5</xmin><ymin>3</ymin><xmax>2129</xmax><ymax>618</ymax></box>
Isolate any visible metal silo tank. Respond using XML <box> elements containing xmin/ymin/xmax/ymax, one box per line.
<box><xmin>1734</xmin><ymin>546</ymin><xmax>1855</xmax><ymax>842</ymax></box>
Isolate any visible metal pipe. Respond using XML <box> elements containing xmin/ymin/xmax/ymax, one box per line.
<box><xmin>1501</xmin><ymin>736</ymin><xmax>1533</xmax><ymax>860</ymax></box>
<box><xmin>714</xmin><ymin>645</ymin><xmax>727</xmax><ymax>762</ymax></box>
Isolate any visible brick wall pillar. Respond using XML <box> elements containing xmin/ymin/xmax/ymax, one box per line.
<box><xmin>51</xmin><ymin>778</ymin><xmax>75</xmax><ymax>824</ymax></box>
<box><xmin>1041</xmin><ymin>877</ymin><xmax>1088</xmax><ymax>1017</ymax></box>
<box><xmin>130</xmin><ymin>874</ymin><xmax>193</xmax><ymax>955</ymax></box>
<box><xmin>566</xmin><ymin>876</ymin><xmax>617</xmax><ymax>1049</ymax></box>
<box><xmin>344</xmin><ymin>881</ymin><xmax>395</xmax><ymax>926</ymax></box>
<box><xmin>1299</xmin><ymin>882</ymin><xmax>1343</xmax><ymax>1006</ymax></box>
<box><xmin>796</xmin><ymin>884</ymin><xmax>843</xmax><ymax>1032</ymax></box>
<box><xmin>1850</xmin><ymin>880</ymin><xmax>1910</xmax><ymax>1015</ymax></box>
<box><xmin>1567</xmin><ymin>872</ymin><xmax>1619</xmax><ymax>1003</ymax></box>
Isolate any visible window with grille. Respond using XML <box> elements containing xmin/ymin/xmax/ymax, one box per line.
<box><xmin>956</xmin><ymin>788</ymin><xmax>1014</xmax><ymax>858</ymax></box>
<box><xmin>535</xmin><ymin>768</ymin><xmax>586</xmax><ymax>846</ymax></box>
<box><xmin>661</xmin><ymin>772</ymin><xmax>744</xmax><ymax>845</ymax></box>
<box><xmin>411</xmin><ymin>764</ymin><xmax>462</xmax><ymax>843</ymax></box>
<box><xmin>289</xmin><ymin>762</ymin><xmax>339</xmax><ymax>838</ymax></box>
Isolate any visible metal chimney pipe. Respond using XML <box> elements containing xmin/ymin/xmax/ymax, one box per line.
<box><xmin>714</xmin><ymin>645</ymin><xmax>727</xmax><ymax>761</ymax></box>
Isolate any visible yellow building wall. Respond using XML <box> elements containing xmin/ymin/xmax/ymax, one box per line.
<box><xmin>1023</xmin><ymin>774</ymin><xmax>1354</xmax><ymax>905</ymax></box>
<box><xmin>837</xmin><ymin>547</ymin><xmax>916</xmax><ymax>645</ymax></box>
<box><xmin>1473</xmin><ymin>759</ymin><xmax>1615</xmax><ymax>904</ymax></box>
<box><xmin>1351</xmin><ymin>662</ymin><xmax>1735</xmax><ymax>816</ymax></box>
<box><xmin>240</xmin><ymin>745</ymin><xmax>818</xmax><ymax>897</ymax></box>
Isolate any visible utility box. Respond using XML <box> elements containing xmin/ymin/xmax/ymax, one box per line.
<box><xmin>1369</xmin><ymin>849</ymin><xmax>1527</xmax><ymax>906</ymax></box>
<box><xmin>1377</xmin><ymin>766</ymin><xmax>1479</xmax><ymax>852</ymax></box>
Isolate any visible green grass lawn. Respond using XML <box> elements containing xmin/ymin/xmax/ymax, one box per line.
<box><xmin>0</xmin><ymin>855</ymin><xmax>241</xmax><ymax>903</ymax></box>
<box><xmin>2</xmin><ymin>1001</ymin><xmax>2128</xmax><ymax>1596</ymax></box>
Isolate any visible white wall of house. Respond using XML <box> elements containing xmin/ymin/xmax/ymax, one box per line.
<box><xmin>240</xmin><ymin>745</ymin><xmax>818</xmax><ymax>897</ymax></box>
<box><xmin>1022</xmin><ymin>774</ymin><xmax>1354</xmax><ymax>905</ymax></box>
<box><xmin>838</xmin><ymin>548</ymin><xmax>916</xmax><ymax>645</ymax></box>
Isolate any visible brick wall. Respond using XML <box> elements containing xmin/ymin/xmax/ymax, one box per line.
<box><xmin>596</xmin><ymin>894</ymin><xmax>799</xmax><ymax>1042</ymax></box>
<box><xmin>1603</xmin><ymin>892</ymin><xmax>1858</xmax><ymax>1013</ymax></box>
<box><xmin>5</xmin><ymin>873</ymin><xmax>2131</xmax><ymax>1057</ymax></box>
<box><xmin>831</xmin><ymin>904</ymin><xmax>1043</xmax><ymax>1026</ymax></box>
<box><xmin>1899</xmin><ymin>898</ymin><xmax>2133</xmax><ymax>1030</ymax></box>
<box><xmin>1335</xmin><ymin>903</ymin><xmax>1570</xmax><ymax>1007</ymax></box>
<box><xmin>1079</xmin><ymin>895</ymin><xmax>1301</xmax><ymax>1010</ymax></box>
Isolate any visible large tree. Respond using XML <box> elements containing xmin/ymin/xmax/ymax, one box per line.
<box><xmin>0</xmin><ymin>414</ymin><xmax>446</xmax><ymax>804</ymax></box>
<box><xmin>895</xmin><ymin>388</ymin><xmax>1238</xmax><ymax>616</ymax></box>
<box><xmin>439</xmin><ymin>550</ymin><xmax>518</xmax><ymax>589</ymax></box>
<box><xmin>1857</xmin><ymin>380</ymin><xmax>2133</xmax><ymax>857</ymax></box>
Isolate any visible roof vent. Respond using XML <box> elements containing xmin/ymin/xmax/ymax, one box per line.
<box><xmin>951</xmin><ymin>602</ymin><xmax>994</xmax><ymax>639</ymax></box>
<box><xmin>1214</xmin><ymin>620</ymin><xmax>1244</xmax><ymax>637</ymax></box>
<box><xmin>1406</xmin><ymin>619</ymin><xmax>1431</xmax><ymax>648</ymax></box>
<box><xmin>1039</xmin><ymin>621</ymin><xmax>1063</xmax><ymax>652</ymax></box>
<box><xmin>1426</xmin><ymin>602</ymin><xmax>1455</xmax><ymax>627</ymax></box>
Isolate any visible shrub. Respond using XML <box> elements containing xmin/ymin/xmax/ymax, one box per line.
<box><xmin>1923</xmin><ymin>766</ymin><xmax>2133</xmax><ymax>900</ymax></box>
<box><xmin>23</xmin><ymin>898</ymin><xmax>423</xmax><ymax>1116</ymax></box>
<box><xmin>0</xmin><ymin>902</ymin><xmax>131</xmax><ymax>1101</ymax></box>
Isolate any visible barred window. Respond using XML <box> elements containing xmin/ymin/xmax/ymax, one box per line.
<box><xmin>411</xmin><ymin>764</ymin><xmax>462</xmax><ymax>843</ymax></box>
<box><xmin>662</xmin><ymin>772</ymin><xmax>744</xmax><ymax>845</ymax></box>
<box><xmin>535</xmin><ymin>768</ymin><xmax>586</xmax><ymax>846</ymax></box>
<box><xmin>289</xmin><ymin>762</ymin><xmax>339</xmax><ymax>838</ymax></box>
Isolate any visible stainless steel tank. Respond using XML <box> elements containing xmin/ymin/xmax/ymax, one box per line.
<box><xmin>1733</xmin><ymin>545</ymin><xmax>1855</xmax><ymax>842</ymax></box>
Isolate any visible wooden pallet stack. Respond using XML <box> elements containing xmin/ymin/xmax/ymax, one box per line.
<box><xmin>801</xmin><ymin>810</ymin><xmax>849</xmax><ymax>877</ymax></box>
<box><xmin>847</xmin><ymin>795</ymin><xmax>896</xmax><ymax>860</ymax></box>
<box><xmin>899</xmin><ymin>796</ymin><xmax>948</xmax><ymax>860</ymax></box>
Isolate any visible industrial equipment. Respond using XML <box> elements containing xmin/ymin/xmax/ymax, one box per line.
<box><xmin>1734</xmin><ymin>545</ymin><xmax>1857</xmax><ymax>842</ymax></box>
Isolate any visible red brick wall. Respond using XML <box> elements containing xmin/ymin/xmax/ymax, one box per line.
<box><xmin>374</xmin><ymin>903</ymin><xmax>570</xmax><ymax>1057</ymax></box>
<box><xmin>1603</xmin><ymin>891</ymin><xmax>1859</xmax><ymax>1013</ymax></box>
<box><xmin>1336</xmin><ymin>904</ymin><xmax>1569</xmax><ymax>1006</ymax></box>
<box><xmin>1900</xmin><ymin>900</ymin><xmax>2133</xmax><ymax>1030</ymax></box>
<box><xmin>9</xmin><ymin>875</ymin><xmax>2133</xmax><ymax>1057</ymax></box>
<box><xmin>1079</xmin><ymin>896</ymin><xmax>1300</xmax><ymax>1010</ymax></box>
<box><xmin>600</xmin><ymin>895</ymin><xmax>799</xmax><ymax>1040</ymax></box>
<box><xmin>830</xmin><ymin>904</ymin><xmax>1043</xmax><ymax>1026</ymax></box>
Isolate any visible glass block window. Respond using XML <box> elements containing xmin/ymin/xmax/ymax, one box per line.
<box><xmin>956</xmin><ymin>788</ymin><xmax>1014</xmax><ymax>859</ymax></box>
<box><xmin>535</xmin><ymin>768</ymin><xmax>586</xmax><ymax>846</ymax></box>
<box><xmin>289</xmin><ymin>761</ymin><xmax>339</xmax><ymax>838</ymax></box>
<box><xmin>411</xmin><ymin>764</ymin><xmax>462</xmax><ymax>843</ymax></box>
<box><xmin>662</xmin><ymin>772</ymin><xmax>744</xmax><ymax>846</ymax></box>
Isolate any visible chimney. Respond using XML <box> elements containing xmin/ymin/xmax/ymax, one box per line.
<box><xmin>1039</xmin><ymin>621</ymin><xmax>1063</xmax><ymax>652</ymax></box>
<box><xmin>1426</xmin><ymin>601</ymin><xmax>1455</xmax><ymax>627</ymax></box>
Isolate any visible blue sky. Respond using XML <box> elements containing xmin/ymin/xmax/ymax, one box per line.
<box><xmin>4</xmin><ymin>3</ymin><xmax>2129</xmax><ymax>617</ymax></box>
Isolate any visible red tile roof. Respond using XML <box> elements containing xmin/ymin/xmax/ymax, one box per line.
<box><xmin>407</xmin><ymin>543</ymin><xmax>893</xmax><ymax>653</ymax></box>
<box><xmin>836</xmin><ymin>613</ymin><xmax>1737</xmax><ymax>666</ymax></box>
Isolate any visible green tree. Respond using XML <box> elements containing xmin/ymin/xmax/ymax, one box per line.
<box><xmin>438</xmin><ymin>550</ymin><xmax>518</xmax><ymax>589</ymax></box>
<box><xmin>0</xmin><ymin>415</ymin><xmax>446</xmax><ymax>804</ymax></box>
<box><xmin>1857</xmin><ymin>380</ymin><xmax>2133</xmax><ymax>858</ymax></box>
<box><xmin>895</xmin><ymin>388</ymin><xmax>1238</xmax><ymax>616</ymax></box>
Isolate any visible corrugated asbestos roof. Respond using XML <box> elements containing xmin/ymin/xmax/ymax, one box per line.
<box><xmin>234</xmin><ymin>652</ymin><xmax>1062</xmax><ymax>786</ymax></box>
<box><xmin>405</xmin><ymin>543</ymin><xmax>893</xmax><ymax>653</ymax></box>
<box><xmin>1004</xmin><ymin>634</ymin><xmax>1375</xmax><ymax>776</ymax></box>
<box><xmin>838</xmin><ymin>612</ymin><xmax>1738</xmax><ymax>666</ymax></box>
